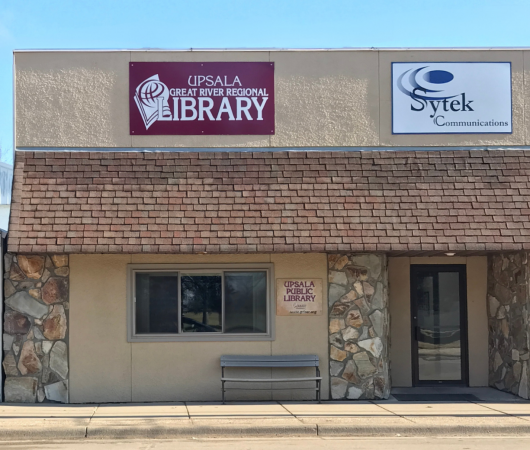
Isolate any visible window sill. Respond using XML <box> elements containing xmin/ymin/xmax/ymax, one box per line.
<box><xmin>128</xmin><ymin>333</ymin><xmax>274</xmax><ymax>343</ymax></box>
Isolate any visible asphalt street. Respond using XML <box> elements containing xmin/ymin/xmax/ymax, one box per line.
<box><xmin>0</xmin><ymin>437</ymin><xmax>529</xmax><ymax>450</ymax></box>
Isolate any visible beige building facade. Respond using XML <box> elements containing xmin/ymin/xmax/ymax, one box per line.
<box><xmin>69</xmin><ymin>253</ymin><xmax>329</xmax><ymax>403</ymax></box>
<box><xmin>14</xmin><ymin>49</ymin><xmax>530</xmax><ymax>149</ymax></box>
<box><xmin>3</xmin><ymin>49</ymin><xmax>530</xmax><ymax>403</ymax></box>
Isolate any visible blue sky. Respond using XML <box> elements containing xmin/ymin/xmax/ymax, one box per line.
<box><xmin>1</xmin><ymin>0</ymin><xmax>529</xmax><ymax>163</ymax></box>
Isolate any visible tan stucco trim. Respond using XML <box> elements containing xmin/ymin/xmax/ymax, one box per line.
<box><xmin>14</xmin><ymin>49</ymin><xmax>528</xmax><ymax>148</ymax></box>
<box><xmin>388</xmin><ymin>257</ymin><xmax>412</xmax><ymax>387</ymax></box>
<box><xmin>69</xmin><ymin>254</ymin><xmax>133</xmax><ymax>403</ymax></box>
<box><xmin>466</xmin><ymin>257</ymin><xmax>489</xmax><ymax>386</ymax></box>
<box><xmin>70</xmin><ymin>253</ymin><xmax>328</xmax><ymax>403</ymax></box>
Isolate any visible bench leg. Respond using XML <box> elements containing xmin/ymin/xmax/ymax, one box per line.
<box><xmin>316</xmin><ymin>367</ymin><xmax>321</xmax><ymax>403</ymax></box>
<box><xmin>222</xmin><ymin>367</ymin><xmax>225</xmax><ymax>404</ymax></box>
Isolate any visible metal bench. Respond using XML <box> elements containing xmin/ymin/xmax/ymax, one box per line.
<box><xmin>220</xmin><ymin>354</ymin><xmax>321</xmax><ymax>403</ymax></box>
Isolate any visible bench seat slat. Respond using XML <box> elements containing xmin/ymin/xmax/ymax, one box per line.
<box><xmin>223</xmin><ymin>387</ymin><xmax>319</xmax><ymax>391</ymax></box>
<box><xmin>222</xmin><ymin>354</ymin><xmax>318</xmax><ymax>358</ymax></box>
<box><xmin>222</xmin><ymin>355</ymin><xmax>318</xmax><ymax>360</ymax></box>
<box><xmin>221</xmin><ymin>361</ymin><xmax>318</xmax><ymax>367</ymax></box>
<box><xmin>222</xmin><ymin>377</ymin><xmax>322</xmax><ymax>382</ymax></box>
<box><xmin>221</xmin><ymin>354</ymin><xmax>319</xmax><ymax>367</ymax></box>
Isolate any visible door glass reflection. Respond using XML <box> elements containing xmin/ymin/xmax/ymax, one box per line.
<box><xmin>416</xmin><ymin>271</ymin><xmax>462</xmax><ymax>381</ymax></box>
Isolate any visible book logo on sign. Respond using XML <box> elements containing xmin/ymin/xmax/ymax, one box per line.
<box><xmin>134</xmin><ymin>75</ymin><xmax>171</xmax><ymax>130</ymax></box>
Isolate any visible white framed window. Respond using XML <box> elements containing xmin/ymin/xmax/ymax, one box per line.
<box><xmin>127</xmin><ymin>263</ymin><xmax>274</xmax><ymax>342</ymax></box>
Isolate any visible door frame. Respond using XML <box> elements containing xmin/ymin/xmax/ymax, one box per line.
<box><xmin>410</xmin><ymin>264</ymin><xmax>469</xmax><ymax>386</ymax></box>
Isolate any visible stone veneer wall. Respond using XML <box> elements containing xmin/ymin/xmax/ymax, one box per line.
<box><xmin>488</xmin><ymin>252</ymin><xmax>530</xmax><ymax>399</ymax></box>
<box><xmin>328</xmin><ymin>254</ymin><xmax>390</xmax><ymax>399</ymax></box>
<box><xmin>2</xmin><ymin>254</ymin><xmax>69</xmax><ymax>403</ymax></box>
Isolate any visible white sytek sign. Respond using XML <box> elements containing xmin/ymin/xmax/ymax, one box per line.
<box><xmin>392</xmin><ymin>62</ymin><xmax>512</xmax><ymax>134</ymax></box>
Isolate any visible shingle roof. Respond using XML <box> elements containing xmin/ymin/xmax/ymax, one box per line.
<box><xmin>8</xmin><ymin>149</ymin><xmax>530</xmax><ymax>255</ymax></box>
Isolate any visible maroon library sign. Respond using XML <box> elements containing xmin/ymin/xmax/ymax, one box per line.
<box><xmin>129</xmin><ymin>62</ymin><xmax>274</xmax><ymax>135</ymax></box>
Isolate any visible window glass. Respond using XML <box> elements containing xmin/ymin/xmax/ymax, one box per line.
<box><xmin>224</xmin><ymin>271</ymin><xmax>267</xmax><ymax>333</ymax></box>
<box><xmin>181</xmin><ymin>274</ymin><xmax>222</xmax><ymax>333</ymax></box>
<box><xmin>135</xmin><ymin>273</ymin><xmax>179</xmax><ymax>334</ymax></box>
<box><xmin>133</xmin><ymin>268</ymin><xmax>270</xmax><ymax>339</ymax></box>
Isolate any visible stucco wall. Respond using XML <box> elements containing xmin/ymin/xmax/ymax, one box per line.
<box><xmin>14</xmin><ymin>49</ymin><xmax>530</xmax><ymax>149</ymax></box>
<box><xmin>69</xmin><ymin>253</ymin><xmax>328</xmax><ymax>403</ymax></box>
<box><xmin>388</xmin><ymin>256</ymin><xmax>488</xmax><ymax>387</ymax></box>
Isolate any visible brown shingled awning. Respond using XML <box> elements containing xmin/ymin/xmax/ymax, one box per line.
<box><xmin>8</xmin><ymin>149</ymin><xmax>530</xmax><ymax>255</ymax></box>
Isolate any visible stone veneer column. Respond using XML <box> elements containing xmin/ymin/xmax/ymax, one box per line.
<box><xmin>488</xmin><ymin>252</ymin><xmax>530</xmax><ymax>399</ymax></box>
<box><xmin>2</xmin><ymin>254</ymin><xmax>69</xmax><ymax>403</ymax></box>
<box><xmin>328</xmin><ymin>254</ymin><xmax>390</xmax><ymax>400</ymax></box>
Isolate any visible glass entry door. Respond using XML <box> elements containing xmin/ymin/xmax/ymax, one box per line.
<box><xmin>410</xmin><ymin>265</ymin><xmax>468</xmax><ymax>385</ymax></box>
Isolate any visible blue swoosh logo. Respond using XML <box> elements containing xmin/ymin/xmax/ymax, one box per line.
<box><xmin>397</xmin><ymin>66</ymin><xmax>458</xmax><ymax>101</ymax></box>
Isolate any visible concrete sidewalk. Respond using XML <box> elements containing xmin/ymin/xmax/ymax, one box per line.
<box><xmin>1</xmin><ymin>395</ymin><xmax>530</xmax><ymax>440</ymax></box>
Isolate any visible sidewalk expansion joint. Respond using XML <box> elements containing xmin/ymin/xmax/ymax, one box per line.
<box><xmin>277</xmin><ymin>401</ymin><xmax>303</xmax><ymax>423</ymax></box>
<box><xmin>84</xmin><ymin>404</ymin><xmax>99</xmax><ymax>438</ymax></box>
<box><xmin>369</xmin><ymin>401</ymin><xmax>415</xmax><ymax>423</ymax></box>
<box><xmin>471</xmin><ymin>401</ymin><xmax>530</xmax><ymax>423</ymax></box>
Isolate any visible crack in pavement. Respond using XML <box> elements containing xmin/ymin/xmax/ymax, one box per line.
<box><xmin>84</xmin><ymin>405</ymin><xmax>99</xmax><ymax>438</ymax></box>
<box><xmin>470</xmin><ymin>401</ymin><xmax>530</xmax><ymax>423</ymax></box>
<box><xmin>277</xmin><ymin>401</ymin><xmax>304</xmax><ymax>423</ymax></box>
<box><xmin>369</xmin><ymin>401</ymin><xmax>416</xmax><ymax>423</ymax></box>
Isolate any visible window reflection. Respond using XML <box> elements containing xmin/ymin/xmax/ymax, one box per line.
<box><xmin>416</xmin><ymin>271</ymin><xmax>462</xmax><ymax>381</ymax></box>
<box><xmin>181</xmin><ymin>274</ymin><xmax>222</xmax><ymax>333</ymax></box>
<box><xmin>135</xmin><ymin>273</ymin><xmax>179</xmax><ymax>334</ymax></box>
<box><xmin>224</xmin><ymin>271</ymin><xmax>267</xmax><ymax>333</ymax></box>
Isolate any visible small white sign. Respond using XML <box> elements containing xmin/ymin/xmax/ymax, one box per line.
<box><xmin>392</xmin><ymin>62</ymin><xmax>512</xmax><ymax>134</ymax></box>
